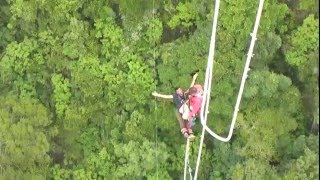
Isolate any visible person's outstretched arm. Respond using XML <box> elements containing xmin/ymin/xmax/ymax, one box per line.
<box><xmin>190</xmin><ymin>73</ymin><xmax>198</xmax><ymax>88</ymax></box>
<box><xmin>152</xmin><ymin>91</ymin><xmax>173</xmax><ymax>99</ymax></box>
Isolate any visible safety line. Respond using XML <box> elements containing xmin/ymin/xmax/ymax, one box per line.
<box><xmin>188</xmin><ymin>157</ymin><xmax>193</xmax><ymax>179</ymax></box>
<box><xmin>184</xmin><ymin>138</ymin><xmax>190</xmax><ymax>179</ymax></box>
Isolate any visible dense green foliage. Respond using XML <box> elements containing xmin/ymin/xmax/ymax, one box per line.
<box><xmin>0</xmin><ymin>0</ymin><xmax>318</xmax><ymax>179</ymax></box>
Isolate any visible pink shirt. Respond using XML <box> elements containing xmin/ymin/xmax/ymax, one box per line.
<box><xmin>188</xmin><ymin>95</ymin><xmax>202</xmax><ymax>119</ymax></box>
<box><xmin>188</xmin><ymin>84</ymin><xmax>203</xmax><ymax>119</ymax></box>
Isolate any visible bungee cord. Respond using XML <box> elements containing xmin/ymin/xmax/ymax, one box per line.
<box><xmin>184</xmin><ymin>139</ymin><xmax>191</xmax><ymax>179</ymax></box>
<box><xmin>183</xmin><ymin>0</ymin><xmax>266</xmax><ymax>179</ymax></box>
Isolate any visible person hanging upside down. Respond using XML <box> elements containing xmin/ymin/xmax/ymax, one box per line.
<box><xmin>152</xmin><ymin>73</ymin><xmax>199</xmax><ymax>140</ymax></box>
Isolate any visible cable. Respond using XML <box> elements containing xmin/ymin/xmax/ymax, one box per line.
<box><xmin>200</xmin><ymin>0</ymin><xmax>265</xmax><ymax>142</ymax></box>
<box><xmin>152</xmin><ymin>0</ymin><xmax>159</xmax><ymax>178</ymax></box>
<box><xmin>154</xmin><ymin>96</ymin><xmax>158</xmax><ymax>179</ymax></box>
<box><xmin>184</xmin><ymin>138</ymin><xmax>190</xmax><ymax>179</ymax></box>
<box><xmin>193</xmin><ymin>0</ymin><xmax>221</xmax><ymax>177</ymax></box>
<box><xmin>193</xmin><ymin>0</ymin><xmax>265</xmax><ymax>179</ymax></box>
<box><xmin>188</xmin><ymin>158</ymin><xmax>193</xmax><ymax>179</ymax></box>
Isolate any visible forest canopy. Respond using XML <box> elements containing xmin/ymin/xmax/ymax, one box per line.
<box><xmin>0</xmin><ymin>0</ymin><xmax>318</xmax><ymax>179</ymax></box>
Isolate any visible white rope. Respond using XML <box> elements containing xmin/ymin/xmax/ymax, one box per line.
<box><xmin>200</xmin><ymin>0</ymin><xmax>265</xmax><ymax>142</ymax></box>
<box><xmin>188</xmin><ymin>155</ymin><xmax>193</xmax><ymax>179</ymax></box>
<box><xmin>194</xmin><ymin>125</ymin><xmax>207</xmax><ymax>179</ymax></box>
<box><xmin>184</xmin><ymin>138</ymin><xmax>194</xmax><ymax>180</ymax></box>
<box><xmin>184</xmin><ymin>138</ymin><xmax>190</xmax><ymax>179</ymax></box>
<box><xmin>193</xmin><ymin>0</ymin><xmax>265</xmax><ymax>179</ymax></box>
<box><xmin>193</xmin><ymin>0</ymin><xmax>221</xmax><ymax>177</ymax></box>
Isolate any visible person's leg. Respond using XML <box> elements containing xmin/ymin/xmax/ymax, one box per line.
<box><xmin>178</xmin><ymin>103</ymin><xmax>195</xmax><ymax>140</ymax></box>
<box><xmin>174</xmin><ymin>108</ymin><xmax>185</xmax><ymax>129</ymax></box>
<box><xmin>179</xmin><ymin>102</ymin><xmax>190</xmax><ymax>120</ymax></box>
<box><xmin>187</xmin><ymin>126</ymin><xmax>195</xmax><ymax>141</ymax></box>
<box><xmin>175</xmin><ymin>108</ymin><xmax>188</xmax><ymax>138</ymax></box>
<box><xmin>184</xmin><ymin>117</ymin><xmax>195</xmax><ymax>141</ymax></box>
